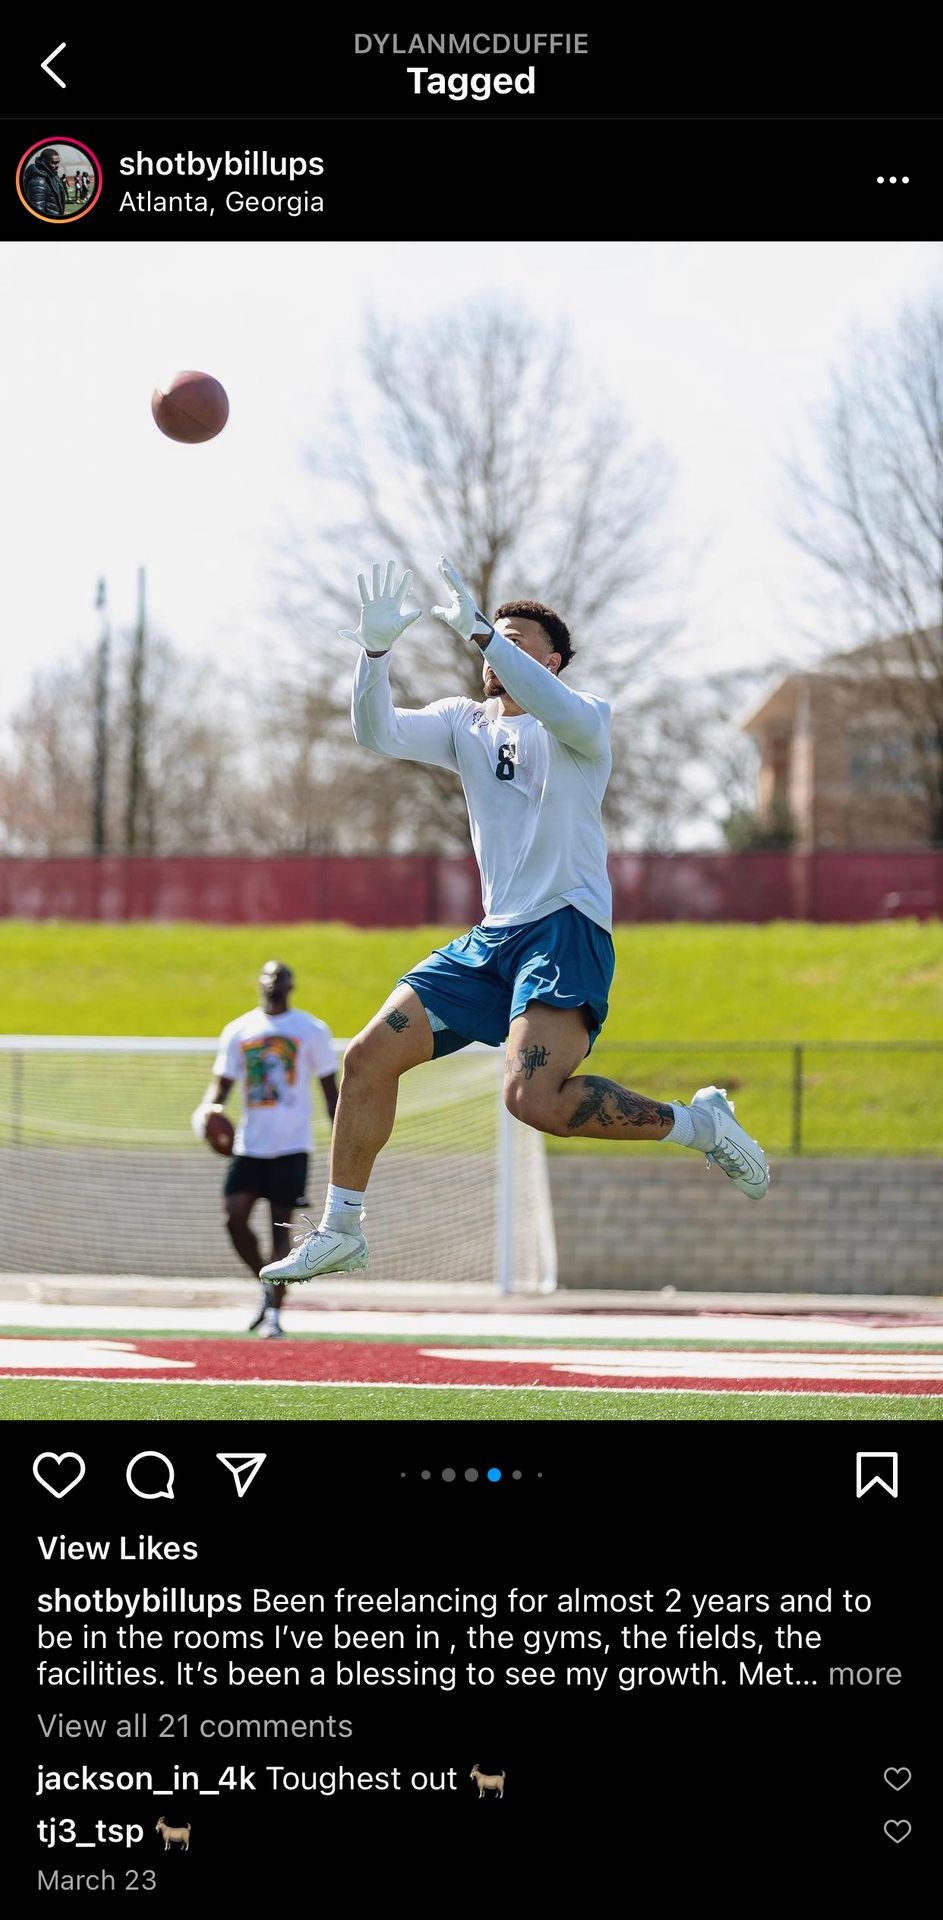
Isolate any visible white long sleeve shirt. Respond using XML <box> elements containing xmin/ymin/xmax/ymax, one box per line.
<box><xmin>352</xmin><ymin>628</ymin><xmax>613</xmax><ymax>933</ymax></box>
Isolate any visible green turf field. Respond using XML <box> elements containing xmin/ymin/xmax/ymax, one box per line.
<box><xmin>1</xmin><ymin>919</ymin><xmax>940</xmax><ymax>1154</ymax></box>
<box><xmin>1</xmin><ymin>1382</ymin><xmax>935</xmax><ymax>1421</ymax></box>
<box><xmin>3</xmin><ymin>919</ymin><xmax>940</xmax><ymax>1038</ymax></box>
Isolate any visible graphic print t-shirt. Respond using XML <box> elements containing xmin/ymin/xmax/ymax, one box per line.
<box><xmin>213</xmin><ymin>1008</ymin><xmax>338</xmax><ymax>1158</ymax></box>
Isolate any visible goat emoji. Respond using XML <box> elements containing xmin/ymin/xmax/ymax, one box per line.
<box><xmin>156</xmin><ymin>1817</ymin><xmax>191</xmax><ymax>1852</ymax></box>
<box><xmin>470</xmin><ymin>1765</ymin><xmax>505</xmax><ymax>1800</ymax></box>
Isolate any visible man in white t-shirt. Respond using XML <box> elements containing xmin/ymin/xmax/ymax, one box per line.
<box><xmin>193</xmin><ymin>960</ymin><xmax>339</xmax><ymax>1336</ymax></box>
<box><xmin>262</xmin><ymin>560</ymin><xmax>769</xmax><ymax>1288</ymax></box>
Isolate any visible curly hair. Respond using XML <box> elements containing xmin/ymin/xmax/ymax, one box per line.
<box><xmin>492</xmin><ymin>599</ymin><xmax>574</xmax><ymax>672</ymax></box>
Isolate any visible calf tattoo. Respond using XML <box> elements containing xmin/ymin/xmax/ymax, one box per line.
<box><xmin>566</xmin><ymin>1078</ymin><xmax>674</xmax><ymax>1132</ymax></box>
<box><xmin>514</xmin><ymin>1044</ymin><xmax>551</xmax><ymax>1080</ymax></box>
<box><xmin>385</xmin><ymin>1009</ymin><xmax>410</xmax><ymax>1033</ymax></box>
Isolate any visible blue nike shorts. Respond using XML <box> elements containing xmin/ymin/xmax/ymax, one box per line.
<box><xmin>399</xmin><ymin>906</ymin><xmax>615</xmax><ymax>1056</ymax></box>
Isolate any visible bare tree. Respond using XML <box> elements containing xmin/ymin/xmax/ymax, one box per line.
<box><xmin>265</xmin><ymin>302</ymin><xmax>677</xmax><ymax>849</ymax></box>
<box><xmin>0</xmin><ymin>662</ymin><xmax>92</xmax><ymax>855</ymax></box>
<box><xmin>0</xmin><ymin>632</ymin><xmax>236</xmax><ymax>856</ymax></box>
<box><xmin>124</xmin><ymin>567</ymin><xmax>147</xmax><ymax>852</ymax></box>
<box><xmin>785</xmin><ymin>299</ymin><xmax>943</xmax><ymax>837</ymax></box>
<box><xmin>91</xmin><ymin>578</ymin><xmax>109</xmax><ymax>854</ymax></box>
<box><xmin>235</xmin><ymin>678</ymin><xmax>464</xmax><ymax>856</ymax></box>
<box><xmin>128</xmin><ymin>635</ymin><xmax>236</xmax><ymax>854</ymax></box>
<box><xmin>613</xmin><ymin>666</ymin><xmax>788</xmax><ymax>850</ymax></box>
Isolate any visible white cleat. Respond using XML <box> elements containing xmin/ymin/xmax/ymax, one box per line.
<box><xmin>690</xmin><ymin>1085</ymin><xmax>770</xmax><ymax>1200</ymax></box>
<box><xmin>260</xmin><ymin>1215</ymin><xmax>369</xmax><ymax>1284</ymax></box>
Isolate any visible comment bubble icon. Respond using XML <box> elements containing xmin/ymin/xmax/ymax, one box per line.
<box><xmin>126</xmin><ymin>1451</ymin><xmax>175</xmax><ymax>1499</ymax></box>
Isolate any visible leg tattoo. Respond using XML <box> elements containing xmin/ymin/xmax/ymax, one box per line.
<box><xmin>566</xmin><ymin>1077</ymin><xmax>674</xmax><ymax>1133</ymax></box>
<box><xmin>385</xmin><ymin>1009</ymin><xmax>410</xmax><ymax>1033</ymax></box>
<box><xmin>513</xmin><ymin>1044</ymin><xmax>551</xmax><ymax>1081</ymax></box>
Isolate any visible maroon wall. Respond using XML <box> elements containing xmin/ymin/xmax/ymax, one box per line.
<box><xmin>799</xmin><ymin>850</ymin><xmax>943</xmax><ymax>922</ymax></box>
<box><xmin>0</xmin><ymin>856</ymin><xmax>481</xmax><ymax>926</ymax></box>
<box><xmin>0</xmin><ymin>851</ymin><xmax>939</xmax><ymax>925</ymax></box>
<box><xmin>607</xmin><ymin>853</ymin><xmax>796</xmax><ymax>922</ymax></box>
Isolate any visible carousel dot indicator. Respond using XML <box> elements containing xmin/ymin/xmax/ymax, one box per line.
<box><xmin>487</xmin><ymin>1468</ymin><xmax>502</xmax><ymax>1482</ymax></box>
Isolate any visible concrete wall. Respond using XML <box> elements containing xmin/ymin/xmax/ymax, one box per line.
<box><xmin>549</xmin><ymin>1157</ymin><xmax>942</xmax><ymax>1294</ymax></box>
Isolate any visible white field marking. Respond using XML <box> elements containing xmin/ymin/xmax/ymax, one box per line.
<box><xmin>1</xmin><ymin>1304</ymin><xmax>286</xmax><ymax>1334</ymax></box>
<box><xmin>2</xmin><ymin>1375</ymin><xmax>938</xmax><ymax>1399</ymax></box>
<box><xmin>422</xmin><ymin>1347</ymin><xmax>943</xmax><ymax>1382</ymax></box>
<box><xmin>0</xmin><ymin>1340</ymin><xmax>193</xmax><ymax>1372</ymax></box>
<box><xmin>2</xmin><ymin>1303</ymin><xmax>942</xmax><ymax>1343</ymax></box>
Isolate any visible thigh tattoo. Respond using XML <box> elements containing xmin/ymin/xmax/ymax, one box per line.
<box><xmin>510</xmin><ymin>1044</ymin><xmax>552</xmax><ymax>1081</ymax></box>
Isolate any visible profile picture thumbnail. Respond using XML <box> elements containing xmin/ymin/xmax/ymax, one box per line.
<box><xmin>16</xmin><ymin>138</ymin><xmax>102</xmax><ymax>223</ymax></box>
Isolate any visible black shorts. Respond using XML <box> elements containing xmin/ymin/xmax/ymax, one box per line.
<box><xmin>223</xmin><ymin>1152</ymin><xmax>309</xmax><ymax>1210</ymax></box>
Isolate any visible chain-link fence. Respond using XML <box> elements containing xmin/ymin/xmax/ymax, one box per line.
<box><xmin>566</xmin><ymin>1042</ymin><xmax>943</xmax><ymax>1157</ymax></box>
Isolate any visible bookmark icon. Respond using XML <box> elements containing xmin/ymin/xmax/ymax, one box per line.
<box><xmin>855</xmin><ymin>1451</ymin><xmax>898</xmax><ymax>1499</ymax></box>
<box><xmin>217</xmin><ymin>1453</ymin><xmax>267</xmax><ymax>1498</ymax></box>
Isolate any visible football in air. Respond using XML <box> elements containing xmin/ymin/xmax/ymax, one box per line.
<box><xmin>152</xmin><ymin>370</ymin><xmax>230</xmax><ymax>443</ymax></box>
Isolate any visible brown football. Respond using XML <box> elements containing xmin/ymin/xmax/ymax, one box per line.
<box><xmin>151</xmin><ymin>369</ymin><xmax>229</xmax><ymax>443</ymax></box>
<box><xmin>205</xmin><ymin>1110</ymin><xmax>235</xmax><ymax>1157</ymax></box>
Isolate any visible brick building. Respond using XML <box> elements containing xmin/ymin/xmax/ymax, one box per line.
<box><xmin>742</xmin><ymin>632</ymin><xmax>942</xmax><ymax>850</ymax></box>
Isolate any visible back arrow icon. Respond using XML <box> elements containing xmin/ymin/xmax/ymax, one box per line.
<box><xmin>41</xmin><ymin>42</ymin><xmax>67</xmax><ymax>88</ymax></box>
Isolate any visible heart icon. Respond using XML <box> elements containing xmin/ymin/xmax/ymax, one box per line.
<box><xmin>883</xmin><ymin>1767</ymin><xmax>911</xmax><ymax>1791</ymax></box>
<box><xmin>32</xmin><ymin>1453</ymin><xmax>86</xmax><ymax>1499</ymax></box>
<box><xmin>884</xmin><ymin>1820</ymin><xmax>911</xmax><ymax>1844</ymax></box>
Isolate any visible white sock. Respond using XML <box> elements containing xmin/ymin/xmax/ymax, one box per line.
<box><xmin>263</xmin><ymin>1305</ymin><xmax>279</xmax><ymax>1326</ymax></box>
<box><xmin>321</xmin><ymin>1183</ymin><xmax>365</xmax><ymax>1233</ymax></box>
<box><xmin>665</xmin><ymin>1102</ymin><xmax>696</xmax><ymax>1147</ymax></box>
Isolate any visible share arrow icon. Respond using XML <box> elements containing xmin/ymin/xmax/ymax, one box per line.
<box><xmin>216</xmin><ymin>1453</ymin><xmax>267</xmax><ymax>1498</ymax></box>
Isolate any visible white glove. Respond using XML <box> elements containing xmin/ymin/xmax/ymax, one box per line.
<box><xmin>338</xmin><ymin>561</ymin><xmax>422</xmax><ymax>652</ymax></box>
<box><xmin>430</xmin><ymin>556</ymin><xmax>494</xmax><ymax>645</ymax></box>
<box><xmin>190</xmin><ymin>1101</ymin><xmax>222</xmax><ymax>1142</ymax></box>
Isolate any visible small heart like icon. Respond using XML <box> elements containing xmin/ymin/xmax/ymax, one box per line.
<box><xmin>33</xmin><ymin>1452</ymin><xmax>86</xmax><ymax>1499</ymax></box>
<box><xmin>884</xmin><ymin>1820</ymin><xmax>911</xmax><ymax>1844</ymax></box>
<box><xmin>884</xmin><ymin>1767</ymin><xmax>911</xmax><ymax>1791</ymax></box>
